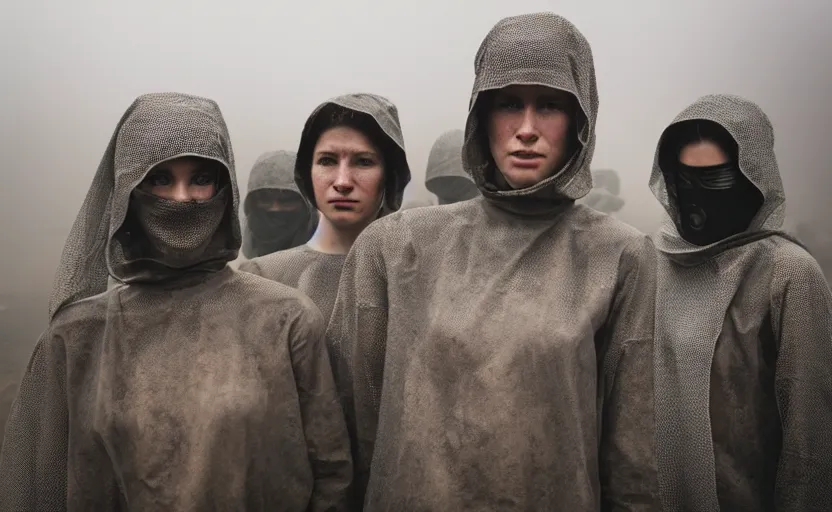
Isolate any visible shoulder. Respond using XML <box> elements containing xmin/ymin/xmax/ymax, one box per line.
<box><xmin>768</xmin><ymin>236</ymin><xmax>828</xmax><ymax>287</ymax></box>
<box><xmin>568</xmin><ymin>204</ymin><xmax>653</xmax><ymax>258</ymax></box>
<box><xmin>237</xmin><ymin>246</ymin><xmax>310</xmax><ymax>279</ymax></box>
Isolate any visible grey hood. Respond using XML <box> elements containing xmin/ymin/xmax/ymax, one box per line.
<box><xmin>462</xmin><ymin>12</ymin><xmax>598</xmax><ymax>215</ymax></box>
<box><xmin>294</xmin><ymin>93</ymin><xmax>411</xmax><ymax>214</ymax></box>
<box><xmin>49</xmin><ymin>92</ymin><xmax>239</xmax><ymax>320</ymax></box>
<box><xmin>649</xmin><ymin>94</ymin><xmax>787</xmax><ymax>262</ymax></box>
<box><xmin>424</xmin><ymin>129</ymin><xmax>478</xmax><ymax>203</ymax></box>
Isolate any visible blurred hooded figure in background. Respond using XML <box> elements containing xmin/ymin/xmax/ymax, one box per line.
<box><xmin>326</xmin><ymin>12</ymin><xmax>659</xmax><ymax>511</ymax></box>
<box><xmin>424</xmin><ymin>129</ymin><xmax>479</xmax><ymax>205</ymax></box>
<box><xmin>240</xmin><ymin>93</ymin><xmax>410</xmax><ymax>324</ymax></box>
<box><xmin>0</xmin><ymin>93</ymin><xmax>351</xmax><ymax>511</ymax></box>
<box><xmin>650</xmin><ymin>94</ymin><xmax>832</xmax><ymax>512</ymax></box>
<box><xmin>578</xmin><ymin>168</ymin><xmax>625</xmax><ymax>215</ymax></box>
<box><xmin>241</xmin><ymin>150</ymin><xmax>318</xmax><ymax>259</ymax></box>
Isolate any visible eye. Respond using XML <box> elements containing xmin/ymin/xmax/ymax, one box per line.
<box><xmin>357</xmin><ymin>157</ymin><xmax>377</xmax><ymax>167</ymax></box>
<box><xmin>494</xmin><ymin>97</ymin><xmax>523</xmax><ymax>111</ymax></box>
<box><xmin>539</xmin><ymin>99</ymin><xmax>566</xmax><ymax>112</ymax></box>
<box><xmin>192</xmin><ymin>171</ymin><xmax>216</xmax><ymax>187</ymax></box>
<box><xmin>145</xmin><ymin>171</ymin><xmax>171</xmax><ymax>187</ymax></box>
<box><xmin>316</xmin><ymin>156</ymin><xmax>337</xmax><ymax>166</ymax></box>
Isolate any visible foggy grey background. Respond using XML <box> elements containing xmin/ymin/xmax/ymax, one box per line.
<box><xmin>1</xmin><ymin>0</ymin><xmax>830</xmax><ymax>426</ymax></box>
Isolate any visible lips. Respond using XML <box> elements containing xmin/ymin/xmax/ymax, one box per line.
<box><xmin>328</xmin><ymin>199</ymin><xmax>359</xmax><ymax>209</ymax></box>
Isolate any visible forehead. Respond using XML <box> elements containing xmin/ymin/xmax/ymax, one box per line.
<box><xmin>252</xmin><ymin>188</ymin><xmax>302</xmax><ymax>202</ymax></box>
<box><xmin>314</xmin><ymin>126</ymin><xmax>378</xmax><ymax>153</ymax></box>
<box><xmin>495</xmin><ymin>84</ymin><xmax>572</xmax><ymax>100</ymax></box>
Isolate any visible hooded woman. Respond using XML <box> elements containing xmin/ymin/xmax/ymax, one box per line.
<box><xmin>326</xmin><ymin>13</ymin><xmax>658</xmax><ymax>511</ymax></box>
<box><xmin>425</xmin><ymin>129</ymin><xmax>479</xmax><ymax>205</ymax></box>
<box><xmin>650</xmin><ymin>94</ymin><xmax>832</xmax><ymax>512</ymax></box>
<box><xmin>241</xmin><ymin>150</ymin><xmax>318</xmax><ymax>259</ymax></box>
<box><xmin>0</xmin><ymin>93</ymin><xmax>351</xmax><ymax>511</ymax></box>
<box><xmin>239</xmin><ymin>93</ymin><xmax>410</xmax><ymax>323</ymax></box>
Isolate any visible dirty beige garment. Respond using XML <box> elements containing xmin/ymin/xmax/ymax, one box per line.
<box><xmin>241</xmin><ymin>150</ymin><xmax>317</xmax><ymax>259</ymax></box>
<box><xmin>425</xmin><ymin>129</ymin><xmax>479</xmax><ymax>205</ymax></box>
<box><xmin>240</xmin><ymin>246</ymin><xmax>346</xmax><ymax>324</ymax></box>
<box><xmin>327</xmin><ymin>12</ymin><xmax>659</xmax><ymax>511</ymax></box>
<box><xmin>650</xmin><ymin>94</ymin><xmax>832</xmax><ymax>512</ymax></box>
<box><xmin>0</xmin><ymin>93</ymin><xmax>351</xmax><ymax>511</ymax></box>
<box><xmin>242</xmin><ymin>93</ymin><xmax>411</xmax><ymax>326</ymax></box>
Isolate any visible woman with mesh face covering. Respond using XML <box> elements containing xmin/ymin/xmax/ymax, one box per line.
<box><xmin>650</xmin><ymin>95</ymin><xmax>832</xmax><ymax>512</ymax></box>
<box><xmin>0</xmin><ymin>93</ymin><xmax>352</xmax><ymax>511</ymax></box>
<box><xmin>240</xmin><ymin>93</ymin><xmax>410</xmax><ymax>323</ymax></box>
<box><xmin>326</xmin><ymin>13</ymin><xmax>659</xmax><ymax>511</ymax></box>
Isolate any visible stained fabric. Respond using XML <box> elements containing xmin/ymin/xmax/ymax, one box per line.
<box><xmin>326</xmin><ymin>13</ymin><xmax>659</xmax><ymax>511</ymax></box>
<box><xmin>578</xmin><ymin>169</ymin><xmax>625</xmax><ymax>215</ymax></box>
<box><xmin>649</xmin><ymin>94</ymin><xmax>832</xmax><ymax>512</ymax></box>
<box><xmin>241</xmin><ymin>150</ymin><xmax>318</xmax><ymax>258</ymax></box>
<box><xmin>241</xmin><ymin>93</ymin><xmax>411</xmax><ymax>327</ymax></box>
<box><xmin>0</xmin><ymin>92</ymin><xmax>351</xmax><ymax>511</ymax></box>
<box><xmin>425</xmin><ymin>129</ymin><xmax>479</xmax><ymax>205</ymax></box>
<box><xmin>240</xmin><ymin>246</ymin><xmax>346</xmax><ymax>324</ymax></box>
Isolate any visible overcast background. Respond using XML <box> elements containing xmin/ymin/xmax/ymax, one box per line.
<box><xmin>1</xmin><ymin>0</ymin><xmax>830</xmax><ymax>428</ymax></box>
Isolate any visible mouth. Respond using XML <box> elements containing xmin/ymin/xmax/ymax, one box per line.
<box><xmin>328</xmin><ymin>199</ymin><xmax>359</xmax><ymax>210</ymax></box>
<box><xmin>510</xmin><ymin>151</ymin><xmax>544</xmax><ymax>159</ymax></box>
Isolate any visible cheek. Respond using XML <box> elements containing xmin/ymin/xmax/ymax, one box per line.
<box><xmin>193</xmin><ymin>185</ymin><xmax>217</xmax><ymax>201</ymax></box>
<box><xmin>488</xmin><ymin>113</ymin><xmax>515</xmax><ymax>149</ymax></box>
<box><xmin>541</xmin><ymin>114</ymin><xmax>571</xmax><ymax>147</ymax></box>
<box><xmin>355</xmin><ymin>168</ymin><xmax>385</xmax><ymax>195</ymax></box>
<box><xmin>310</xmin><ymin>168</ymin><xmax>332</xmax><ymax>200</ymax></box>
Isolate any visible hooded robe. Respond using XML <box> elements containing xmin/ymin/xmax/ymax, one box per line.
<box><xmin>425</xmin><ymin>129</ymin><xmax>479</xmax><ymax>205</ymax></box>
<box><xmin>241</xmin><ymin>150</ymin><xmax>318</xmax><ymax>259</ymax></box>
<box><xmin>650</xmin><ymin>94</ymin><xmax>832</xmax><ymax>512</ymax></box>
<box><xmin>240</xmin><ymin>93</ymin><xmax>411</xmax><ymax>324</ymax></box>
<box><xmin>326</xmin><ymin>13</ymin><xmax>659</xmax><ymax>511</ymax></box>
<box><xmin>0</xmin><ymin>93</ymin><xmax>351</xmax><ymax>511</ymax></box>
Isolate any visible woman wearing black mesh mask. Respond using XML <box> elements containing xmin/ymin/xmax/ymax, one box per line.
<box><xmin>325</xmin><ymin>13</ymin><xmax>659</xmax><ymax>511</ymax></box>
<box><xmin>650</xmin><ymin>94</ymin><xmax>832</xmax><ymax>512</ymax></box>
<box><xmin>0</xmin><ymin>93</ymin><xmax>352</xmax><ymax>511</ymax></box>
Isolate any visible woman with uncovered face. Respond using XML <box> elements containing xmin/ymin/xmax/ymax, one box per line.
<box><xmin>326</xmin><ymin>12</ymin><xmax>659</xmax><ymax>511</ymax></box>
<box><xmin>0</xmin><ymin>93</ymin><xmax>351</xmax><ymax>511</ymax></box>
<box><xmin>240</xmin><ymin>93</ymin><xmax>410</xmax><ymax>323</ymax></box>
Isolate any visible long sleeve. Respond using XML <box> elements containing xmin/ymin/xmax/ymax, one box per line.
<box><xmin>0</xmin><ymin>329</ymin><xmax>69</xmax><ymax>511</ymax></box>
<box><xmin>598</xmin><ymin>235</ymin><xmax>661</xmax><ymax>511</ymax></box>
<box><xmin>771</xmin><ymin>251</ymin><xmax>832</xmax><ymax>512</ymax></box>
<box><xmin>325</xmin><ymin>221</ymin><xmax>389</xmax><ymax>509</ymax></box>
<box><xmin>289</xmin><ymin>306</ymin><xmax>353</xmax><ymax>512</ymax></box>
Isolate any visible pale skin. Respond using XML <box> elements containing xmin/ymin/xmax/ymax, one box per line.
<box><xmin>487</xmin><ymin>84</ymin><xmax>575</xmax><ymax>189</ymax></box>
<box><xmin>679</xmin><ymin>140</ymin><xmax>730</xmax><ymax>167</ymax></box>
<box><xmin>138</xmin><ymin>156</ymin><xmax>219</xmax><ymax>202</ymax></box>
<box><xmin>306</xmin><ymin>126</ymin><xmax>385</xmax><ymax>255</ymax></box>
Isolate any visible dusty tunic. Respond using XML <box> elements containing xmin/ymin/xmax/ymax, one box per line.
<box><xmin>240</xmin><ymin>245</ymin><xmax>347</xmax><ymax>323</ymax></box>
<box><xmin>0</xmin><ymin>93</ymin><xmax>351</xmax><ymax>511</ymax></box>
<box><xmin>650</xmin><ymin>94</ymin><xmax>832</xmax><ymax>512</ymax></box>
<box><xmin>327</xmin><ymin>13</ymin><xmax>659</xmax><ymax>511</ymax></box>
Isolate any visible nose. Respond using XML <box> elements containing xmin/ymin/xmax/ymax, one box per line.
<box><xmin>332</xmin><ymin>160</ymin><xmax>354</xmax><ymax>193</ymax></box>
<box><xmin>516</xmin><ymin>105</ymin><xmax>539</xmax><ymax>144</ymax></box>
<box><xmin>170</xmin><ymin>182</ymin><xmax>194</xmax><ymax>202</ymax></box>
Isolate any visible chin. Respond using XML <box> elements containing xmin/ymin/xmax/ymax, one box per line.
<box><xmin>326</xmin><ymin>209</ymin><xmax>371</xmax><ymax>229</ymax></box>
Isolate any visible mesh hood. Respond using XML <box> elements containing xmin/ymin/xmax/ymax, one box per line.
<box><xmin>425</xmin><ymin>129</ymin><xmax>470</xmax><ymax>184</ymax></box>
<box><xmin>294</xmin><ymin>93</ymin><xmax>411</xmax><ymax>213</ymax></box>
<box><xmin>462</xmin><ymin>12</ymin><xmax>598</xmax><ymax>214</ymax></box>
<box><xmin>245</xmin><ymin>150</ymin><xmax>303</xmax><ymax>208</ymax></box>
<box><xmin>48</xmin><ymin>92</ymin><xmax>239</xmax><ymax>320</ymax></box>
<box><xmin>649</xmin><ymin>94</ymin><xmax>786</xmax><ymax>260</ymax></box>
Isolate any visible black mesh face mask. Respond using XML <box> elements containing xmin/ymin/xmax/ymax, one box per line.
<box><xmin>662</xmin><ymin>121</ymin><xmax>764</xmax><ymax>246</ymax></box>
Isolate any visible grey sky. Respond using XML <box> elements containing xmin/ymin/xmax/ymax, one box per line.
<box><xmin>1</xmin><ymin>0</ymin><xmax>830</xmax><ymax>357</ymax></box>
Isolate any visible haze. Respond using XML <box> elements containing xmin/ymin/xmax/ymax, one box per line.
<box><xmin>1</xmin><ymin>0</ymin><xmax>830</xmax><ymax>427</ymax></box>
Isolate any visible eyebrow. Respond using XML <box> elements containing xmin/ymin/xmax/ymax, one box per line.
<box><xmin>314</xmin><ymin>149</ymin><xmax>379</xmax><ymax>158</ymax></box>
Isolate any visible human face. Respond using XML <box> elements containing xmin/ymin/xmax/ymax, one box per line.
<box><xmin>310</xmin><ymin>126</ymin><xmax>385</xmax><ymax>229</ymax></box>
<box><xmin>487</xmin><ymin>84</ymin><xmax>575</xmax><ymax>189</ymax></box>
<box><xmin>251</xmin><ymin>189</ymin><xmax>305</xmax><ymax>213</ymax></box>
<box><xmin>678</xmin><ymin>140</ymin><xmax>730</xmax><ymax>167</ymax></box>
<box><xmin>138</xmin><ymin>156</ymin><xmax>220</xmax><ymax>202</ymax></box>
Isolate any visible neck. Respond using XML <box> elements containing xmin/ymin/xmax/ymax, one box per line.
<box><xmin>306</xmin><ymin>213</ymin><xmax>367</xmax><ymax>255</ymax></box>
